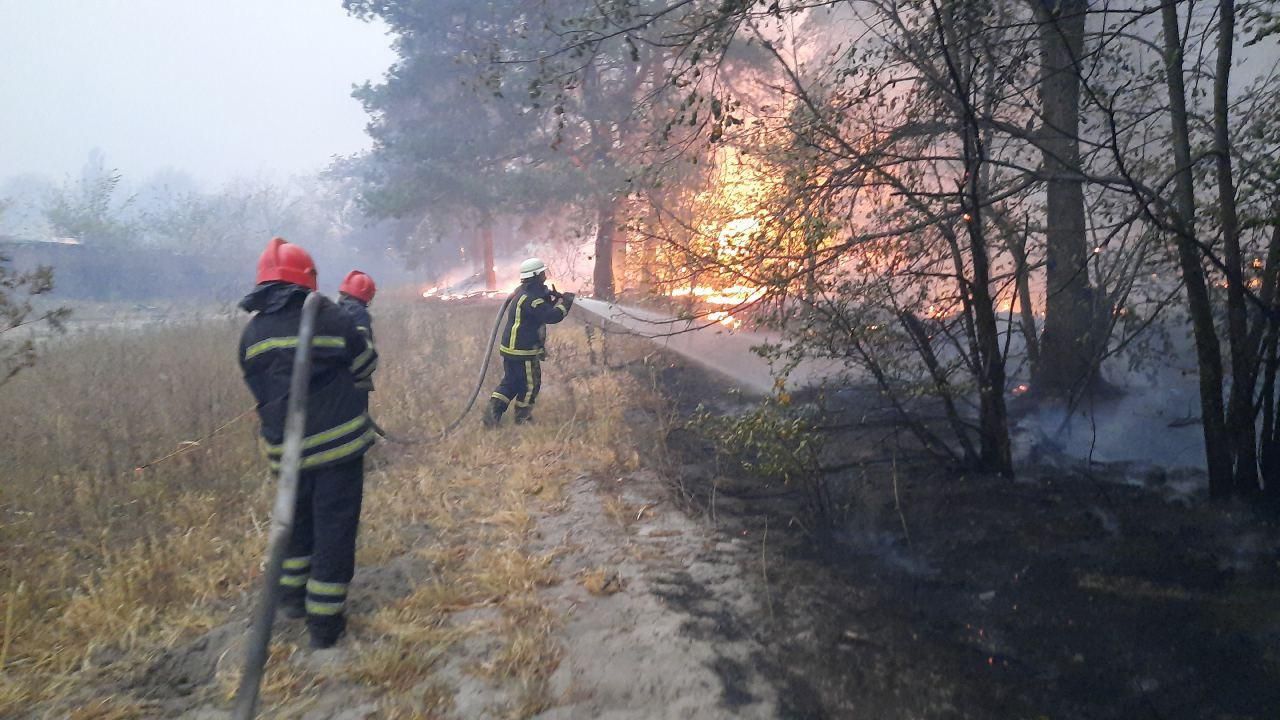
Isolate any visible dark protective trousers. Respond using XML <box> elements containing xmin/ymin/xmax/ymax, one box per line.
<box><xmin>491</xmin><ymin>356</ymin><xmax>542</xmax><ymax>410</ymax></box>
<box><xmin>278</xmin><ymin>457</ymin><xmax>364</xmax><ymax>635</ymax></box>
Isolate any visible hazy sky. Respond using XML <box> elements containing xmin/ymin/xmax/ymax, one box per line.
<box><xmin>0</xmin><ymin>0</ymin><xmax>394</xmax><ymax>186</ymax></box>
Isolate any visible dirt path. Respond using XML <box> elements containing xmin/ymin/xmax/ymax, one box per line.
<box><xmin>532</xmin><ymin>470</ymin><xmax>782</xmax><ymax>720</ymax></box>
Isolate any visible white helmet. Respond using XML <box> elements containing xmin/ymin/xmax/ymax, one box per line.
<box><xmin>519</xmin><ymin>257</ymin><xmax>547</xmax><ymax>280</ymax></box>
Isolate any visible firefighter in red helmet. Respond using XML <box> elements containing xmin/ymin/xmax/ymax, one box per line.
<box><xmin>238</xmin><ymin>237</ymin><xmax>378</xmax><ymax>649</ymax></box>
<box><xmin>338</xmin><ymin>271</ymin><xmax>377</xmax><ymax>392</ymax></box>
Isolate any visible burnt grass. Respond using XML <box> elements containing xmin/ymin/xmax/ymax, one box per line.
<box><xmin>639</xmin><ymin>354</ymin><xmax>1280</xmax><ymax>720</ymax></box>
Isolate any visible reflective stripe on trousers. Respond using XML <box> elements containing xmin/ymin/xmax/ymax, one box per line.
<box><xmin>284</xmin><ymin>457</ymin><xmax>365</xmax><ymax>618</ymax></box>
<box><xmin>492</xmin><ymin>356</ymin><xmax>541</xmax><ymax>410</ymax></box>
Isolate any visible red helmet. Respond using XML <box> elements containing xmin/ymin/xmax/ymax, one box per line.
<box><xmin>339</xmin><ymin>270</ymin><xmax>376</xmax><ymax>303</ymax></box>
<box><xmin>255</xmin><ymin>236</ymin><xmax>317</xmax><ymax>291</ymax></box>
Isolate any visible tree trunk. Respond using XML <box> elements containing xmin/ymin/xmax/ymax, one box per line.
<box><xmin>965</xmin><ymin>196</ymin><xmax>1014</xmax><ymax>477</ymax></box>
<box><xmin>1260</xmin><ymin>316</ymin><xmax>1280</xmax><ymax>505</ymax></box>
<box><xmin>1161</xmin><ymin>0</ymin><xmax>1233</xmax><ymax>497</ymax></box>
<box><xmin>1033</xmin><ymin>0</ymin><xmax>1097</xmax><ymax>398</ymax></box>
<box><xmin>593</xmin><ymin>196</ymin><xmax>619</xmax><ymax>301</ymax></box>
<box><xmin>639</xmin><ymin>205</ymin><xmax>659</xmax><ymax>294</ymax></box>
<box><xmin>1006</xmin><ymin>225</ymin><xmax>1041</xmax><ymax>377</ymax></box>
<box><xmin>1212</xmin><ymin>0</ymin><xmax>1258</xmax><ymax>497</ymax></box>
<box><xmin>936</xmin><ymin>3</ymin><xmax>1014</xmax><ymax>477</ymax></box>
<box><xmin>612</xmin><ymin>213</ymin><xmax>628</xmax><ymax>295</ymax></box>
<box><xmin>1255</xmin><ymin>218</ymin><xmax>1280</xmax><ymax>505</ymax></box>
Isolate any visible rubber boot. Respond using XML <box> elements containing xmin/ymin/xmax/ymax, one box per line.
<box><xmin>308</xmin><ymin>613</ymin><xmax>347</xmax><ymax>650</ymax></box>
<box><xmin>278</xmin><ymin>588</ymin><xmax>306</xmax><ymax>620</ymax></box>
<box><xmin>483</xmin><ymin>397</ymin><xmax>507</xmax><ymax>428</ymax></box>
<box><xmin>514</xmin><ymin>406</ymin><xmax>534</xmax><ymax>425</ymax></box>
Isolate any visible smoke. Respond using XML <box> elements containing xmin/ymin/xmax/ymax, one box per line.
<box><xmin>427</xmin><ymin>237</ymin><xmax>595</xmax><ymax>296</ymax></box>
<box><xmin>1010</xmin><ymin>347</ymin><xmax>1207</xmax><ymax>473</ymax></box>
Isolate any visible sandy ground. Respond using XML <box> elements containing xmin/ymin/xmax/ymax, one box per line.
<box><xmin>531</xmin><ymin>470</ymin><xmax>781</xmax><ymax>720</ymax></box>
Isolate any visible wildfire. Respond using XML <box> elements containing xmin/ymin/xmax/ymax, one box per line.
<box><xmin>421</xmin><ymin>286</ymin><xmax>504</xmax><ymax>302</ymax></box>
<box><xmin>707</xmin><ymin>311</ymin><xmax>741</xmax><ymax>329</ymax></box>
<box><xmin>670</xmin><ymin>284</ymin><xmax>766</xmax><ymax>305</ymax></box>
<box><xmin>669</xmin><ymin>284</ymin><xmax>766</xmax><ymax>330</ymax></box>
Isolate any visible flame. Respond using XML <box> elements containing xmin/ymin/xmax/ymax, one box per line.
<box><xmin>670</xmin><ymin>284</ymin><xmax>765</xmax><ymax>306</ymax></box>
<box><xmin>707</xmin><ymin>311</ymin><xmax>741</xmax><ymax>328</ymax></box>
<box><xmin>670</xmin><ymin>283</ymin><xmax>763</xmax><ymax>329</ymax></box>
<box><xmin>422</xmin><ymin>286</ymin><xmax>503</xmax><ymax>302</ymax></box>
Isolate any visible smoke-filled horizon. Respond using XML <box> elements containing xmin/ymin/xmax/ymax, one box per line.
<box><xmin>0</xmin><ymin>0</ymin><xmax>394</xmax><ymax>186</ymax></box>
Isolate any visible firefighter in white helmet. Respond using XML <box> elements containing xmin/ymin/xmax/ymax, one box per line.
<box><xmin>485</xmin><ymin>258</ymin><xmax>575</xmax><ymax>426</ymax></box>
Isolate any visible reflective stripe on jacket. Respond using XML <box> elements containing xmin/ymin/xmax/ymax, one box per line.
<box><xmin>239</xmin><ymin>283</ymin><xmax>378</xmax><ymax>471</ymax></box>
<box><xmin>338</xmin><ymin>295</ymin><xmax>376</xmax><ymax>391</ymax></box>
<box><xmin>499</xmin><ymin>281</ymin><xmax>568</xmax><ymax>358</ymax></box>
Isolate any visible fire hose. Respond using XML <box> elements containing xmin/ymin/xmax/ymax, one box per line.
<box><xmin>337</xmin><ymin>290</ymin><xmax>516</xmax><ymax>446</ymax></box>
<box><xmin>431</xmin><ymin>285</ymin><xmax>575</xmax><ymax>439</ymax></box>
<box><xmin>435</xmin><ymin>289</ymin><xmax>519</xmax><ymax>438</ymax></box>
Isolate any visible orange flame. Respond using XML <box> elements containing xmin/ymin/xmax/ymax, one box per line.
<box><xmin>670</xmin><ymin>284</ymin><xmax>765</xmax><ymax>306</ymax></box>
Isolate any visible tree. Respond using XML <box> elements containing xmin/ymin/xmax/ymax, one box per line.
<box><xmin>344</xmin><ymin>0</ymin><xmax>568</xmax><ymax>271</ymax></box>
<box><xmin>346</xmin><ymin>0</ymin><xmax>724</xmax><ymax>297</ymax></box>
<box><xmin>43</xmin><ymin>150</ymin><xmax>135</xmax><ymax>247</ymax></box>
<box><xmin>1031</xmin><ymin>0</ymin><xmax>1100</xmax><ymax>397</ymax></box>
<box><xmin>1150</xmin><ymin>0</ymin><xmax>1280</xmax><ymax>501</ymax></box>
<box><xmin>0</xmin><ymin>199</ymin><xmax>69</xmax><ymax>384</ymax></box>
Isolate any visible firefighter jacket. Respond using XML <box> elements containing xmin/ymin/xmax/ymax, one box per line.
<box><xmin>239</xmin><ymin>283</ymin><xmax>378</xmax><ymax>472</ymax></box>
<box><xmin>338</xmin><ymin>295</ymin><xmax>374</xmax><ymax>342</ymax></box>
<box><xmin>338</xmin><ymin>295</ymin><xmax>375</xmax><ymax>391</ymax></box>
<box><xmin>498</xmin><ymin>280</ymin><xmax>570</xmax><ymax>358</ymax></box>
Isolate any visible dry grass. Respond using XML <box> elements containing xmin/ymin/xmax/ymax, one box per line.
<box><xmin>0</xmin><ymin>297</ymin><xmax>658</xmax><ymax>718</ymax></box>
<box><xmin>579</xmin><ymin>567</ymin><xmax>624</xmax><ymax>596</ymax></box>
<box><xmin>64</xmin><ymin>697</ymin><xmax>151</xmax><ymax>720</ymax></box>
<box><xmin>0</xmin><ymin>315</ymin><xmax>265</xmax><ymax>717</ymax></box>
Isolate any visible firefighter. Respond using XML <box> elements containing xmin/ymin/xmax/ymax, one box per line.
<box><xmin>238</xmin><ymin>237</ymin><xmax>378</xmax><ymax>649</ymax></box>
<box><xmin>485</xmin><ymin>257</ymin><xmax>575</xmax><ymax>426</ymax></box>
<box><xmin>338</xmin><ymin>270</ymin><xmax>376</xmax><ymax>392</ymax></box>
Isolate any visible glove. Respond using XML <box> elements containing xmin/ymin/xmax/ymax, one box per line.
<box><xmin>561</xmin><ymin>292</ymin><xmax>576</xmax><ymax>311</ymax></box>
